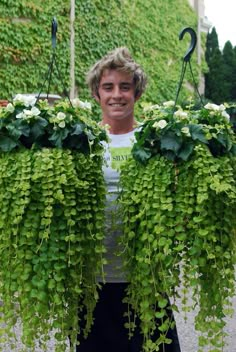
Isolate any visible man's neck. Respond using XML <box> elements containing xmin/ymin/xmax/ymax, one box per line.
<box><xmin>101</xmin><ymin>117</ymin><xmax>136</xmax><ymax>135</ymax></box>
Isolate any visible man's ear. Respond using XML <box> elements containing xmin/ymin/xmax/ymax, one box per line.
<box><xmin>93</xmin><ymin>92</ymin><xmax>100</xmax><ymax>103</ymax></box>
<box><xmin>135</xmin><ymin>93</ymin><xmax>142</xmax><ymax>102</ymax></box>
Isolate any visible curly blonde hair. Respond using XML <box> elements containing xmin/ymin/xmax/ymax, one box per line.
<box><xmin>86</xmin><ymin>47</ymin><xmax>147</xmax><ymax>98</ymax></box>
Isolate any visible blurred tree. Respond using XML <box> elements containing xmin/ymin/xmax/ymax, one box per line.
<box><xmin>205</xmin><ymin>27</ymin><xmax>236</xmax><ymax>104</ymax></box>
<box><xmin>205</xmin><ymin>28</ymin><xmax>227</xmax><ymax>103</ymax></box>
<box><xmin>222</xmin><ymin>41</ymin><xmax>235</xmax><ymax>101</ymax></box>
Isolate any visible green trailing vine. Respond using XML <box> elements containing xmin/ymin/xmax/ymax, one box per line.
<box><xmin>119</xmin><ymin>102</ymin><xmax>236</xmax><ymax>352</ymax></box>
<box><xmin>0</xmin><ymin>97</ymin><xmax>107</xmax><ymax>351</ymax></box>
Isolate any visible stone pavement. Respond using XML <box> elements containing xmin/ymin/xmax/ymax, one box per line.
<box><xmin>1</xmin><ymin>292</ymin><xmax>236</xmax><ymax>351</ymax></box>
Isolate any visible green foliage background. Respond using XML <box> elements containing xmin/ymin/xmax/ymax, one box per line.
<box><xmin>205</xmin><ymin>27</ymin><xmax>236</xmax><ymax>104</ymax></box>
<box><xmin>0</xmin><ymin>0</ymin><xmax>201</xmax><ymax>107</ymax></box>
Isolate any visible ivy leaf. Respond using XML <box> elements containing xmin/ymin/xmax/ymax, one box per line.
<box><xmin>189</xmin><ymin>124</ymin><xmax>207</xmax><ymax>143</ymax></box>
<box><xmin>132</xmin><ymin>145</ymin><xmax>152</xmax><ymax>163</ymax></box>
<box><xmin>30</xmin><ymin>117</ymin><xmax>48</xmax><ymax>140</ymax></box>
<box><xmin>0</xmin><ymin>135</ymin><xmax>18</xmax><ymax>151</ymax></box>
<box><xmin>160</xmin><ymin>131</ymin><xmax>182</xmax><ymax>153</ymax></box>
<box><xmin>7</xmin><ymin>119</ymin><xmax>30</xmax><ymax>138</ymax></box>
<box><xmin>177</xmin><ymin>141</ymin><xmax>194</xmax><ymax>161</ymax></box>
<box><xmin>48</xmin><ymin>128</ymin><xmax>69</xmax><ymax>148</ymax></box>
<box><xmin>71</xmin><ymin>123</ymin><xmax>85</xmax><ymax>136</ymax></box>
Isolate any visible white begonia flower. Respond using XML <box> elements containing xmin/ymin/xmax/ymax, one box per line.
<box><xmin>16</xmin><ymin>112</ymin><xmax>25</xmax><ymax>119</ymax></box>
<box><xmin>181</xmin><ymin>127</ymin><xmax>191</xmax><ymax>136</ymax></box>
<box><xmin>174</xmin><ymin>110</ymin><xmax>188</xmax><ymax>119</ymax></box>
<box><xmin>219</xmin><ymin>104</ymin><xmax>226</xmax><ymax>111</ymax></box>
<box><xmin>25</xmin><ymin>95</ymin><xmax>36</xmax><ymax>107</ymax></box>
<box><xmin>57</xmin><ymin>112</ymin><xmax>66</xmax><ymax>120</ymax></box>
<box><xmin>153</xmin><ymin>119</ymin><xmax>167</xmax><ymax>129</ymax></box>
<box><xmin>21</xmin><ymin>107</ymin><xmax>41</xmax><ymax>119</ymax></box>
<box><xmin>31</xmin><ymin>106</ymin><xmax>41</xmax><ymax>116</ymax></box>
<box><xmin>71</xmin><ymin>98</ymin><xmax>79</xmax><ymax>107</ymax></box>
<box><xmin>204</xmin><ymin>103</ymin><xmax>220</xmax><ymax>111</ymax></box>
<box><xmin>163</xmin><ymin>100</ymin><xmax>175</xmax><ymax>107</ymax></box>
<box><xmin>13</xmin><ymin>94</ymin><xmax>25</xmax><ymax>105</ymax></box>
<box><xmin>72</xmin><ymin>98</ymin><xmax>92</xmax><ymax>110</ymax></box>
<box><xmin>143</xmin><ymin>104</ymin><xmax>160</xmax><ymax>112</ymax></box>
<box><xmin>221</xmin><ymin>110</ymin><xmax>230</xmax><ymax>121</ymax></box>
<box><xmin>13</xmin><ymin>94</ymin><xmax>36</xmax><ymax>107</ymax></box>
<box><xmin>6</xmin><ymin>103</ymin><xmax>14</xmax><ymax>113</ymax></box>
<box><xmin>23</xmin><ymin>109</ymin><xmax>34</xmax><ymax>117</ymax></box>
<box><xmin>79</xmin><ymin>100</ymin><xmax>92</xmax><ymax>110</ymax></box>
<box><xmin>58</xmin><ymin>121</ymin><xmax>66</xmax><ymax>128</ymax></box>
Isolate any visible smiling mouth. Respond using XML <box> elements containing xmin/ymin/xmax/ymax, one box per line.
<box><xmin>109</xmin><ymin>103</ymin><xmax>125</xmax><ymax>107</ymax></box>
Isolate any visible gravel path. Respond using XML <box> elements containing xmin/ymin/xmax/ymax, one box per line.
<box><xmin>1</xmin><ymin>288</ymin><xmax>236</xmax><ymax>352</ymax></box>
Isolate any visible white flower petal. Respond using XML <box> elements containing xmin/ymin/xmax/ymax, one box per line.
<box><xmin>6</xmin><ymin>103</ymin><xmax>14</xmax><ymax>113</ymax></box>
<box><xmin>16</xmin><ymin>112</ymin><xmax>25</xmax><ymax>119</ymax></box>
<box><xmin>221</xmin><ymin>110</ymin><xmax>230</xmax><ymax>121</ymax></box>
<box><xmin>163</xmin><ymin>101</ymin><xmax>175</xmax><ymax>107</ymax></box>
<box><xmin>153</xmin><ymin>119</ymin><xmax>167</xmax><ymax>129</ymax></box>
<box><xmin>31</xmin><ymin>107</ymin><xmax>41</xmax><ymax>116</ymax></box>
<box><xmin>58</xmin><ymin>121</ymin><xmax>66</xmax><ymax>128</ymax></box>
<box><xmin>57</xmin><ymin>112</ymin><xmax>66</xmax><ymax>120</ymax></box>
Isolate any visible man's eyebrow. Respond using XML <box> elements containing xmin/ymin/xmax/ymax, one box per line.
<box><xmin>120</xmin><ymin>82</ymin><xmax>132</xmax><ymax>86</ymax></box>
<box><xmin>101</xmin><ymin>82</ymin><xmax>113</xmax><ymax>87</ymax></box>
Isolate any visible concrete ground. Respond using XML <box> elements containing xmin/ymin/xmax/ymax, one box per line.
<box><xmin>1</xmin><ymin>289</ymin><xmax>236</xmax><ymax>352</ymax></box>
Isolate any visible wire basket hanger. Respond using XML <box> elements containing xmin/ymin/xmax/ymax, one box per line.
<box><xmin>174</xmin><ymin>27</ymin><xmax>204</xmax><ymax>109</ymax></box>
<box><xmin>36</xmin><ymin>17</ymin><xmax>72</xmax><ymax>107</ymax></box>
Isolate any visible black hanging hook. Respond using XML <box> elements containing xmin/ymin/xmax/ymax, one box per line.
<box><xmin>51</xmin><ymin>17</ymin><xmax>57</xmax><ymax>49</ymax></box>
<box><xmin>179</xmin><ymin>27</ymin><xmax>197</xmax><ymax>62</ymax></box>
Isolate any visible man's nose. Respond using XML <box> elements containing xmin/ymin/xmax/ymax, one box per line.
<box><xmin>112</xmin><ymin>86</ymin><xmax>122</xmax><ymax>98</ymax></box>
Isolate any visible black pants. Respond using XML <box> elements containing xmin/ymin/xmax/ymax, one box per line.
<box><xmin>76</xmin><ymin>283</ymin><xmax>181</xmax><ymax>352</ymax></box>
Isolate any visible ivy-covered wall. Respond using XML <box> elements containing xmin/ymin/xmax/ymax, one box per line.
<box><xmin>0</xmin><ymin>0</ymin><xmax>200</xmax><ymax>107</ymax></box>
<box><xmin>0</xmin><ymin>0</ymin><xmax>71</xmax><ymax>99</ymax></box>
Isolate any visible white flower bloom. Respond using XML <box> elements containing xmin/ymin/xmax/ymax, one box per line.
<box><xmin>72</xmin><ymin>98</ymin><xmax>92</xmax><ymax>110</ymax></box>
<box><xmin>58</xmin><ymin>121</ymin><xmax>66</xmax><ymax>128</ymax></box>
<box><xmin>22</xmin><ymin>107</ymin><xmax>41</xmax><ymax>119</ymax></box>
<box><xmin>16</xmin><ymin>112</ymin><xmax>25</xmax><ymax>119</ymax></box>
<box><xmin>13</xmin><ymin>94</ymin><xmax>36</xmax><ymax>107</ymax></box>
<box><xmin>219</xmin><ymin>104</ymin><xmax>226</xmax><ymax>111</ymax></box>
<box><xmin>25</xmin><ymin>95</ymin><xmax>36</xmax><ymax>107</ymax></box>
<box><xmin>71</xmin><ymin>98</ymin><xmax>80</xmax><ymax>108</ymax></box>
<box><xmin>153</xmin><ymin>119</ymin><xmax>167</xmax><ymax>129</ymax></box>
<box><xmin>57</xmin><ymin>112</ymin><xmax>66</xmax><ymax>120</ymax></box>
<box><xmin>80</xmin><ymin>100</ymin><xmax>92</xmax><ymax>110</ymax></box>
<box><xmin>13</xmin><ymin>94</ymin><xmax>25</xmax><ymax>105</ymax></box>
<box><xmin>23</xmin><ymin>109</ymin><xmax>34</xmax><ymax>117</ymax></box>
<box><xmin>174</xmin><ymin>110</ymin><xmax>188</xmax><ymax>119</ymax></box>
<box><xmin>163</xmin><ymin>100</ymin><xmax>175</xmax><ymax>107</ymax></box>
<box><xmin>31</xmin><ymin>107</ymin><xmax>41</xmax><ymax>116</ymax></box>
<box><xmin>181</xmin><ymin>127</ymin><xmax>191</xmax><ymax>136</ymax></box>
<box><xmin>221</xmin><ymin>110</ymin><xmax>230</xmax><ymax>121</ymax></box>
<box><xmin>204</xmin><ymin>103</ymin><xmax>220</xmax><ymax>111</ymax></box>
<box><xmin>143</xmin><ymin>104</ymin><xmax>160</xmax><ymax>112</ymax></box>
<box><xmin>6</xmin><ymin>103</ymin><xmax>14</xmax><ymax>113</ymax></box>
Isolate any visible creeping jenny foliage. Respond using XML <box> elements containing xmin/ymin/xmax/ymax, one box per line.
<box><xmin>119</xmin><ymin>105</ymin><xmax>236</xmax><ymax>351</ymax></box>
<box><xmin>0</xmin><ymin>97</ymin><xmax>107</xmax><ymax>350</ymax></box>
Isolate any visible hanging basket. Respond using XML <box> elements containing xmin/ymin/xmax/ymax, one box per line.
<box><xmin>119</xmin><ymin>101</ymin><xmax>236</xmax><ymax>352</ymax></box>
<box><xmin>0</xmin><ymin>95</ymin><xmax>108</xmax><ymax>350</ymax></box>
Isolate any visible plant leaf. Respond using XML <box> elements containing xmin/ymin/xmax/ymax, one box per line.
<box><xmin>178</xmin><ymin>141</ymin><xmax>194</xmax><ymax>161</ymax></box>
<box><xmin>160</xmin><ymin>131</ymin><xmax>182</xmax><ymax>153</ymax></box>
<box><xmin>0</xmin><ymin>135</ymin><xmax>18</xmax><ymax>151</ymax></box>
<box><xmin>189</xmin><ymin>124</ymin><xmax>207</xmax><ymax>143</ymax></box>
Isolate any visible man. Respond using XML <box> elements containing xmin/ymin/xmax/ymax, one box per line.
<box><xmin>76</xmin><ymin>47</ymin><xmax>181</xmax><ymax>352</ymax></box>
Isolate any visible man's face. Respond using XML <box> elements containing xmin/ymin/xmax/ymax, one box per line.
<box><xmin>95</xmin><ymin>69</ymin><xmax>139</xmax><ymax>122</ymax></box>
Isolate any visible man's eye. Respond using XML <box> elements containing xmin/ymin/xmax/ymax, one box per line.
<box><xmin>121</xmin><ymin>85</ymin><xmax>131</xmax><ymax>91</ymax></box>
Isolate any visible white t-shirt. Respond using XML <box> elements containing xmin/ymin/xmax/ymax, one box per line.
<box><xmin>102</xmin><ymin>130</ymin><xmax>135</xmax><ymax>282</ymax></box>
